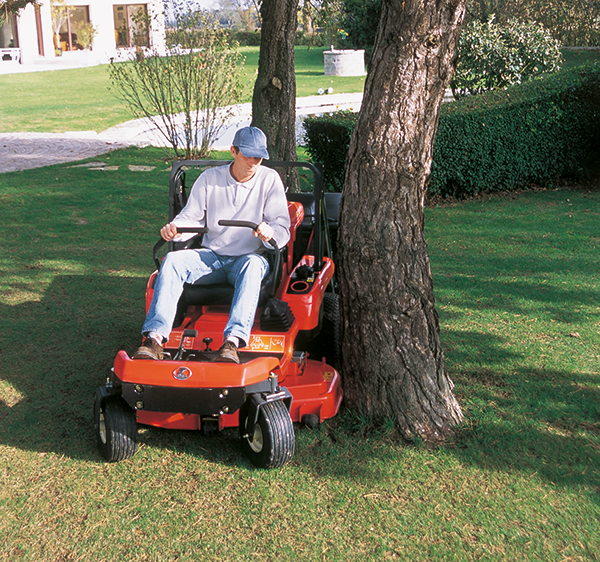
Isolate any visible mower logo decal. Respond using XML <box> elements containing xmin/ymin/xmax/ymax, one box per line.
<box><xmin>173</xmin><ymin>366</ymin><xmax>192</xmax><ymax>381</ymax></box>
<box><xmin>248</xmin><ymin>336</ymin><xmax>285</xmax><ymax>352</ymax></box>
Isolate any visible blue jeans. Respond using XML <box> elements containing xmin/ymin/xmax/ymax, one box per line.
<box><xmin>142</xmin><ymin>248</ymin><xmax>269</xmax><ymax>347</ymax></box>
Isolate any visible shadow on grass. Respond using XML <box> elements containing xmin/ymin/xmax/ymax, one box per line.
<box><xmin>1</xmin><ymin>273</ymin><xmax>598</xmax><ymax>492</ymax></box>
<box><xmin>295</xmin><ymin>71</ymin><xmax>327</xmax><ymax>77</ymax></box>
<box><xmin>443</xmin><ymin>328</ymin><xmax>600</xmax><ymax>493</ymax></box>
<box><xmin>0</xmin><ymin>273</ymin><xmax>336</xmax><ymax>471</ymax></box>
<box><xmin>0</xmin><ymin>274</ymin><xmax>146</xmax><ymax>462</ymax></box>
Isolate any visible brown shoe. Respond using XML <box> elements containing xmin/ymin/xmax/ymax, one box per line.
<box><xmin>215</xmin><ymin>341</ymin><xmax>240</xmax><ymax>363</ymax></box>
<box><xmin>133</xmin><ymin>337</ymin><xmax>164</xmax><ymax>360</ymax></box>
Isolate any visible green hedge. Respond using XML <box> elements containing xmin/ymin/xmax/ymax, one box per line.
<box><xmin>222</xmin><ymin>30</ymin><xmax>328</xmax><ymax>48</ymax></box>
<box><xmin>303</xmin><ymin>112</ymin><xmax>357</xmax><ymax>192</ymax></box>
<box><xmin>303</xmin><ymin>63</ymin><xmax>600</xmax><ymax>197</ymax></box>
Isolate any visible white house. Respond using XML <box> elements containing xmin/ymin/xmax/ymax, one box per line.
<box><xmin>0</xmin><ymin>0</ymin><xmax>166</xmax><ymax>68</ymax></box>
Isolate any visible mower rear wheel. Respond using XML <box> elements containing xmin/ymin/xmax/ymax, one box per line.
<box><xmin>94</xmin><ymin>389</ymin><xmax>137</xmax><ymax>462</ymax></box>
<box><xmin>305</xmin><ymin>292</ymin><xmax>341</xmax><ymax>370</ymax></box>
<box><xmin>239</xmin><ymin>400</ymin><xmax>295</xmax><ymax>468</ymax></box>
<box><xmin>321</xmin><ymin>292</ymin><xmax>341</xmax><ymax>371</ymax></box>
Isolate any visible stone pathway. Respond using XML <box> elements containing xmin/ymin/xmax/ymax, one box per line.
<box><xmin>0</xmin><ymin>132</ymin><xmax>133</xmax><ymax>173</ymax></box>
<box><xmin>0</xmin><ymin>90</ymin><xmax>454</xmax><ymax>174</ymax></box>
<box><xmin>0</xmin><ymin>93</ymin><xmax>365</xmax><ymax>174</ymax></box>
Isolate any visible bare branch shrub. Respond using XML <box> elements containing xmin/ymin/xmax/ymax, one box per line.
<box><xmin>108</xmin><ymin>1</ymin><xmax>245</xmax><ymax>159</ymax></box>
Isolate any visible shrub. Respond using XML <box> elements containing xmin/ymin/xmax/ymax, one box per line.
<box><xmin>302</xmin><ymin>63</ymin><xmax>600</xmax><ymax>197</ymax></box>
<box><xmin>295</xmin><ymin>30</ymin><xmax>328</xmax><ymax>47</ymax></box>
<box><xmin>431</xmin><ymin>62</ymin><xmax>600</xmax><ymax>197</ymax></box>
<box><xmin>451</xmin><ymin>17</ymin><xmax>562</xmax><ymax>98</ymax></box>
<box><xmin>223</xmin><ymin>29</ymin><xmax>262</xmax><ymax>46</ymax></box>
<box><xmin>109</xmin><ymin>6</ymin><xmax>244</xmax><ymax>160</ymax></box>
<box><xmin>340</xmin><ymin>0</ymin><xmax>382</xmax><ymax>62</ymax></box>
<box><xmin>303</xmin><ymin>111</ymin><xmax>357</xmax><ymax>191</ymax></box>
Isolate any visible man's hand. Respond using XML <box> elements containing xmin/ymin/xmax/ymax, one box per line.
<box><xmin>160</xmin><ymin>223</ymin><xmax>180</xmax><ymax>242</ymax></box>
<box><xmin>253</xmin><ymin>221</ymin><xmax>274</xmax><ymax>243</ymax></box>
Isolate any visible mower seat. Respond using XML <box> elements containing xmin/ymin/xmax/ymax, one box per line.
<box><xmin>173</xmin><ymin>247</ymin><xmax>283</xmax><ymax>327</ymax></box>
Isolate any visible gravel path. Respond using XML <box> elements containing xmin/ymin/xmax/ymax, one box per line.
<box><xmin>0</xmin><ymin>132</ymin><xmax>133</xmax><ymax>173</ymax></box>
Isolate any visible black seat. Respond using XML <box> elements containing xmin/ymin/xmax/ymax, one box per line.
<box><xmin>173</xmin><ymin>247</ymin><xmax>283</xmax><ymax>327</ymax></box>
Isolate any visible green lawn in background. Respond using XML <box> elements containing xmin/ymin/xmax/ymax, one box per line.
<box><xmin>0</xmin><ymin>148</ymin><xmax>598</xmax><ymax>560</ymax></box>
<box><xmin>0</xmin><ymin>47</ymin><xmax>365</xmax><ymax>134</ymax></box>
<box><xmin>1</xmin><ymin>46</ymin><xmax>595</xmax><ymax>135</ymax></box>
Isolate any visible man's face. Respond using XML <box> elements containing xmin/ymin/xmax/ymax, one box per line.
<box><xmin>230</xmin><ymin>146</ymin><xmax>263</xmax><ymax>182</ymax></box>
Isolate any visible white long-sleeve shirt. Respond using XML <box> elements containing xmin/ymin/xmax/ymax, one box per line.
<box><xmin>172</xmin><ymin>163</ymin><xmax>291</xmax><ymax>256</ymax></box>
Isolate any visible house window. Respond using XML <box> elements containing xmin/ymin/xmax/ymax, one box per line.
<box><xmin>53</xmin><ymin>5</ymin><xmax>91</xmax><ymax>51</ymax></box>
<box><xmin>113</xmin><ymin>4</ymin><xmax>150</xmax><ymax>48</ymax></box>
<box><xmin>0</xmin><ymin>13</ymin><xmax>18</xmax><ymax>49</ymax></box>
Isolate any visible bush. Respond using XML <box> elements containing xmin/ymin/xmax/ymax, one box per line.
<box><xmin>295</xmin><ymin>30</ymin><xmax>328</xmax><ymax>47</ymax></box>
<box><xmin>303</xmin><ymin>111</ymin><xmax>357</xmax><ymax>192</ymax></box>
<box><xmin>432</xmin><ymin>63</ymin><xmax>600</xmax><ymax>197</ymax></box>
<box><xmin>340</xmin><ymin>0</ymin><xmax>382</xmax><ymax>62</ymax></box>
<box><xmin>451</xmin><ymin>17</ymin><xmax>562</xmax><ymax>98</ymax></box>
<box><xmin>466</xmin><ymin>0</ymin><xmax>600</xmax><ymax>47</ymax></box>
<box><xmin>302</xmin><ymin>63</ymin><xmax>600</xmax><ymax>197</ymax></box>
<box><xmin>109</xmin><ymin>6</ymin><xmax>244</xmax><ymax>160</ymax></box>
<box><xmin>223</xmin><ymin>29</ymin><xmax>262</xmax><ymax>46</ymax></box>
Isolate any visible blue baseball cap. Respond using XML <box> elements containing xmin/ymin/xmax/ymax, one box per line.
<box><xmin>232</xmin><ymin>126</ymin><xmax>270</xmax><ymax>160</ymax></box>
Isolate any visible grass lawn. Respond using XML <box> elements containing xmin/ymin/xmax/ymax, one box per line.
<box><xmin>0</xmin><ymin>148</ymin><xmax>598</xmax><ymax>560</ymax></box>
<box><xmin>0</xmin><ymin>46</ymin><xmax>365</xmax><ymax>134</ymax></box>
<box><xmin>561</xmin><ymin>47</ymin><xmax>600</xmax><ymax>70</ymax></box>
<box><xmin>3</xmin><ymin>46</ymin><xmax>595</xmax><ymax>136</ymax></box>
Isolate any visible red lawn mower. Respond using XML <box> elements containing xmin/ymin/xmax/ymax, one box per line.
<box><xmin>93</xmin><ymin>161</ymin><xmax>342</xmax><ymax>468</ymax></box>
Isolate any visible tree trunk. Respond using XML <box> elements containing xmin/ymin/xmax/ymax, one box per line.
<box><xmin>251</xmin><ymin>0</ymin><xmax>299</xmax><ymax>191</ymax></box>
<box><xmin>338</xmin><ymin>0</ymin><xmax>466</xmax><ymax>443</ymax></box>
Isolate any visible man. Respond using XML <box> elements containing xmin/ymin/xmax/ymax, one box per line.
<box><xmin>133</xmin><ymin>126</ymin><xmax>291</xmax><ymax>363</ymax></box>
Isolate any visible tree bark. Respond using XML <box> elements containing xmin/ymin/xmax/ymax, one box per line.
<box><xmin>338</xmin><ymin>0</ymin><xmax>466</xmax><ymax>442</ymax></box>
<box><xmin>251</xmin><ymin>0</ymin><xmax>299</xmax><ymax>190</ymax></box>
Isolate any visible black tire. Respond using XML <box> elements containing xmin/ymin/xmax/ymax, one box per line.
<box><xmin>94</xmin><ymin>388</ymin><xmax>137</xmax><ymax>462</ymax></box>
<box><xmin>301</xmin><ymin>292</ymin><xmax>341</xmax><ymax>370</ymax></box>
<box><xmin>301</xmin><ymin>413</ymin><xmax>320</xmax><ymax>429</ymax></box>
<box><xmin>239</xmin><ymin>400</ymin><xmax>295</xmax><ymax>468</ymax></box>
<box><xmin>321</xmin><ymin>292</ymin><xmax>341</xmax><ymax>371</ymax></box>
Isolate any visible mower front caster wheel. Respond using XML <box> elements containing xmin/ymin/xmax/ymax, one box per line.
<box><xmin>94</xmin><ymin>387</ymin><xmax>138</xmax><ymax>462</ymax></box>
<box><xmin>239</xmin><ymin>400</ymin><xmax>295</xmax><ymax>469</ymax></box>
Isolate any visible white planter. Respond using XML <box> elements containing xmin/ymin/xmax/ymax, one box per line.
<box><xmin>323</xmin><ymin>49</ymin><xmax>366</xmax><ymax>77</ymax></box>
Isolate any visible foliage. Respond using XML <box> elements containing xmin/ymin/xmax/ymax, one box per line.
<box><xmin>340</xmin><ymin>0</ymin><xmax>381</xmax><ymax>55</ymax></box>
<box><xmin>303</xmin><ymin>111</ymin><xmax>356</xmax><ymax>191</ymax></box>
<box><xmin>217</xmin><ymin>0</ymin><xmax>260</xmax><ymax>31</ymax></box>
<box><xmin>313</xmin><ymin>0</ymin><xmax>345</xmax><ymax>47</ymax></box>
<box><xmin>0</xmin><ymin>0</ymin><xmax>36</xmax><ymax>23</ymax></box>
<box><xmin>432</xmin><ymin>62</ymin><xmax>600</xmax><ymax>197</ymax></box>
<box><xmin>50</xmin><ymin>0</ymin><xmax>73</xmax><ymax>49</ymax></box>
<box><xmin>223</xmin><ymin>28</ymin><xmax>262</xmax><ymax>46</ymax></box>
<box><xmin>109</xmin><ymin>4</ymin><xmax>245</xmax><ymax>159</ymax></box>
<box><xmin>295</xmin><ymin>29</ymin><xmax>328</xmax><ymax>47</ymax></box>
<box><xmin>74</xmin><ymin>21</ymin><xmax>97</xmax><ymax>50</ymax></box>
<box><xmin>451</xmin><ymin>17</ymin><xmax>562</xmax><ymax>98</ymax></box>
<box><xmin>467</xmin><ymin>0</ymin><xmax>600</xmax><ymax>47</ymax></box>
<box><xmin>303</xmin><ymin>63</ymin><xmax>600</xmax><ymax>196</ymax></box>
